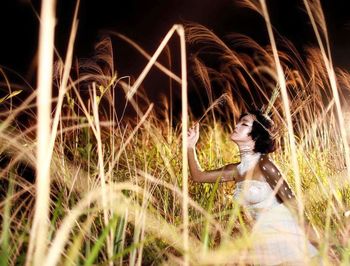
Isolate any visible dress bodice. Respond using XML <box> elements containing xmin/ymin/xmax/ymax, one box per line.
<box><xmin>233</xmin><ymin>180</ymin><xmax>280</xmax><ymax>218</ymax></box>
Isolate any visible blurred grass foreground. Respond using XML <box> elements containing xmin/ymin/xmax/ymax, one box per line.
<box><xmin>1</xmin><ymin>0</ymin><xmax>350</xmax><ymax>265</ymax></box>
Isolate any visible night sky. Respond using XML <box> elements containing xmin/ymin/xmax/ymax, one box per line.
<box><xmin>1</xmin><ymin>0</ymin><xmax>350</xmax><ymax>112</ymax></box>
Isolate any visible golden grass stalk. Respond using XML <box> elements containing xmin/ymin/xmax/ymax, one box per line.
<box><xmin>91</xmin><ymin>83</ymin><xmax>113</xmax><ymax>265</ymax></box>
<box><xmin>26</xmin><ymin>1</ymin><xmax>56</xmax><ymax>265</ymax></box>
<box><xmin>111</xmin><ymin>103</ymin><xmax>154</xmax><ymax>165</ymax></box>
<box><xmin>43</xmin><ymin>182</ymin><xmax>207</xmax><ymax>265</ymax></box>
<box><xmin>43</xmin><ymin>184</ymin><xmax>142</xmax><ymax>266</ymax></box>
<box><xmin>126</xmin><ymin>25</ymin><xmax>178</xmax><ymax>100</ymax></box>
<box><xmin>106</xmin><ymin>24</ymin><xmax>191</xmax><ymax>263</ymax></box>
<box><xmin>48</xmin><ymin>0</ymin><xmax>79</xmax><ymax>158</ymax></box>
<box><xmin>303</xmin><ymin>0</ymin><xmax>350</xmax><ymax>180</ymax></box>
<box><xmin>106</xmin><ymin>31</ymin><xmax>182</xmax><ymax>84</ymax></box>
<box><xmin>258</xmin><ymin>0</ymin><xmax>305</xmax><ymax>223</ymax></box>
<box><xmin>176</xmin><ymin>24</ymin><xmax>190</xmax><ymax>265</ymax></box>
<box><xmin>195</xmin><ymin>93</ymin><xmax>229</xmax><ymax>124</ymax></box>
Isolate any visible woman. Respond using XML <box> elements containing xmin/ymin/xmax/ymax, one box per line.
<box><xmin>187</xmin><ymin>109</ymin><xmax>320</xmax><ymax>265</ymax></box>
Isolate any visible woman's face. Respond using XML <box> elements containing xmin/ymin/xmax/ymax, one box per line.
<box><xmin>230</xmin><ymin>114</ymin><xmax>255</xmax><ymax>143</ymax></box>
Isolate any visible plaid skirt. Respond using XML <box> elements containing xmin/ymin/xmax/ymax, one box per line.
<box><xmin>245</xmin><ymin>203</ymin><xmax>319</xmax><ymax>265</ymax></box>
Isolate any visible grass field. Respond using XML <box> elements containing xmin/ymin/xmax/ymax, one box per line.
<box><xmin>0</xmin><ymin>0</ymin><xmax>350</xmax><ymax>265</ymax></box>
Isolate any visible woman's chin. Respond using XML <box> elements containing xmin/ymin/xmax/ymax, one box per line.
<box><xmin>230</xmin><ymin>137</ymin><xmax>238</xmax><ymax>143</ymax></box>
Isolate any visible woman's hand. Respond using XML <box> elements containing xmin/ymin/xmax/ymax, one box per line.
<box><xmin>187</xmin><ymin>123</ymin><xmax>200</xmax><ymax>149</ymax></box>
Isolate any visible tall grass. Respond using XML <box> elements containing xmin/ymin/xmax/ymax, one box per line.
<box><xmin>26</xmin><ymin>0</ymin><xmax>56</xmax><ymax>265</ymax></box>
<box><xmin>0</xmin><ymin>0</ymin><xmax>350</xmax><ymax>265</ymax></box>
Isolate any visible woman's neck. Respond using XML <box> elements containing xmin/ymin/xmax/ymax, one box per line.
<box><xmin>237</xmin><ymin>142</ymin><xmax>261</xmax><ymax>176</ymax></box>
<box><xmin>237</xmin><ymin>140</ymin><xmax>256</xmax><ymax>157</ymax></box>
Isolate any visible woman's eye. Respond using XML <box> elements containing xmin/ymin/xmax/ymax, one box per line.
<box><xmin>243</xmin><ymin>124</ymin><xmax>248</xmax><ymax>126</ymax></box>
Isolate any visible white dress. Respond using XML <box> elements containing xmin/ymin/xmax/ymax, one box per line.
<box><xmin>233</xmin><ymin>179</ymin><xmax>319</xmax><ymax>265</ymax></box>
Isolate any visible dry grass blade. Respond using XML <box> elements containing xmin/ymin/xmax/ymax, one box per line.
<box><xmin>126</xmin><ymin>25</ymin><xmax>178</xmax><ymax>100</ymax></box>
<box><xmin>26</xmin><ymin>1</ymin><xmax>56</xmax><ymax>265</ymax></box>
<box><xmin>259</xmin><ymin>0</ymin><xmax>304</xmax><ymax>223</ymax></box>
<box><xmin>303</xmin><ymin>0</ymin><xmax>350</xmax><ymax>180</ymax></box>
<box><xmin>176</xmin><ymin>24</ymin><xmax>190</xmax><ymax>265</ymax></box>
<box><xmin>106</xmin><ymin>31</ymin><xmax>182</xmax><ymax>84</ymax></box>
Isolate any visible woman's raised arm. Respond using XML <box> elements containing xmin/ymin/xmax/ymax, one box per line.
<box><xmin>187</xmin><ymin>123</ymin><xmax>238</xmax><ymax>183</ymax></box>
<box><xmin>187</xmin><ymin>147</ymin><xmax>238</xmax><ymax>183</ymax></box>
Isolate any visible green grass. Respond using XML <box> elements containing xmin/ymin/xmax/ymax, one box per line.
<box><xmin>1</xmin><ymin>107</ymin><xmax>349</xmax><ymax>264</ymax></box>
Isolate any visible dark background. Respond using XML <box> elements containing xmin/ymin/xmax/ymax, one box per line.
<box><xmin>1</xmin><ymin>0</ymin><xmax>350</xmax><ymax>77</ymax></box>
<box><xmin>1</xmin><ymin>0</ymin><xmax>350</xmax><ymax>120</ymax></box>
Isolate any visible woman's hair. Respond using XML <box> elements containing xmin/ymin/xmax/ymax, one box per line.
<box><xmin>239</xmin><ymin>109</ymin><xmax>276</xmax><ymax>154</ymax></box>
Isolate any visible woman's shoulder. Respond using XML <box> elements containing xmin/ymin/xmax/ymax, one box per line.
<box><xmin>258</xmin><ymin>154</ymin><xmax>295</xmax><ymax>201</ymax></box>
<box><xmin>258</xmin><ymin>154</ymin><xmax>281</xmax><ymax>174</ymax></box>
